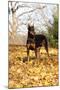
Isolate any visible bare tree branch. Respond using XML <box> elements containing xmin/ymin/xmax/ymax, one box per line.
<box><xmin>18</xmin><ymin>8</ymin><xmax>36</xmax><ymax>17</ymax></box>
<box><xmin>9</xmin><ymin>2</ymin><xmax>46</xmax><ymax>15</ymax></box>
<box><xmin>10</xmin><ymin>1</ymin><xmax>12</xmax><ymax>7</ymax></box>
<box><xmin>8</xmin><ymin>30</ymin><xmax>13</xmax><ymax>36</ymax></box>
<box><xmin>8</xmin><ymin>20</ymin><xmax>13</xmax><ymax>30</ymax></box>
<box><xmin>14</xmin><ymin>5</ymin><xmax>31</xmax><ymax>13</ymax></box>
<box><xmin>17</xmin><ymin>6</ymin><xmax>46</xmax><ymax>18</ymax></box>
<box><xmin>13</xmin><ymin>1</ymin><xmax>19</xmax><ymax>8</ymax></box>
<box><xmin>9</xmin><ymin>2</ymin><xmax>31</xmax><ymax>13</ymax></box>
<box><xmin>37</xmin><ymin>5</ymin><xmax>46</xmax><ymax>10</ymax></box>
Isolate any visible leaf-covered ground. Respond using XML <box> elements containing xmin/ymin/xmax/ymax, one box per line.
<box><xmin>8</xmin><ymin>45</ymin><xmax>59</xmax><ymax>88</ymax></box>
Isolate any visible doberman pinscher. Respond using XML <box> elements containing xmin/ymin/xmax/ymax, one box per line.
<box><xmin>27</xmin><ymin>24</ymin><xmax>49</xmax><ymax>61</ymax></box>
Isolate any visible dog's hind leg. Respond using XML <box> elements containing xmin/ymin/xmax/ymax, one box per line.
<box><xmin>35</xmin><ymin>48</ymin><xmax>40</xmax><ymax>60</ymax></box>
<box><xmin>44</xmin><ymin>45</ymin><xmax>50</xmax><ymax>60</ymax></box>
<box><xmin>35</xmin><ymin>49</ymin><xmax>37</xmax><ymax>59</ymax></box>
<box><xmin>44</xmin><ymin>38</ymin><xmax>49</xmax><ymax>58</ymax></box>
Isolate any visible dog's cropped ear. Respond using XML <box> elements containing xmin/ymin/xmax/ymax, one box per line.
<box><xmin>33</xmin><ymin>24</ymin><xmax>34</xmax><ymax>29</ymax></box>
<box><xmin>28</xmin><ymin>23</ymin><xmax>30</xmax><ymax>27</ymax></box>
<box><xmin>28</xmin><ymin>24</ymin><xmax>30</xmax><ymax>30</ymax></box>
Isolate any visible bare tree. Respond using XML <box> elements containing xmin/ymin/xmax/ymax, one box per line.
<box><xmin>8</xmin><ymin>1</ymin><xmax>46</xmax><ymax>44</ymax></box>
<box><xmin>8</xmin><ymin>1</ymin><xmax>55</xmax><ymax>45</ymax></box>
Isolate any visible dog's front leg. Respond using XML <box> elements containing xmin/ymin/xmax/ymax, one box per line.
<box><xmin>27</xmin><ymin>48</ymin><xmax>29</xmax><ymax>62</ymax></box>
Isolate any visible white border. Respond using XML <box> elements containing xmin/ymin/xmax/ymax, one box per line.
<box><xmin>0</xmin><ymin>0</ymin><xmax>60</xmax><ymax>90</ymax></box>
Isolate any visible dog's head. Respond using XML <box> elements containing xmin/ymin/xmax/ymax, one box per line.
<box><xmin>28</xmin><ymin>24</ymin><xmax>35</xmax><ymax>36</ymax></box>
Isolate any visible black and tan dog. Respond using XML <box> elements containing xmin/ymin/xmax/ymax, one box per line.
<box><xmin>27</xmin><ymin>24</ymin><xmax>49</xmax><ymax>61</ymax></box>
